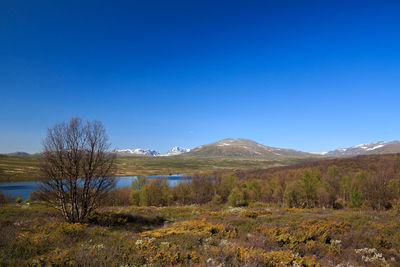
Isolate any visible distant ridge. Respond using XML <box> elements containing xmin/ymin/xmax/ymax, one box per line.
<box><xmin>5</xmin><ymin>140</ymin><xmax>400</xmax><ymax>159</ymax></box>
<box><xmin>161</xmin><ymin>146</ymin><xmax>191</xmax><ymax>156</ymax></box>
<box><xmin>322</xmin><ymin>141</ymin><xmax>400</xmax><ymax>156</ymax></box>
<box><xmin>116</xmin><ymin>148</ymin><xmax>160</xmax><ymax>156</ymax></box>
<box><xmin>115</xmin><ymin>146</ymin><xmax>190</xmax><ymax>157</ymax></box>
<box><xmin>3</xmin><ymin>152</ymin><xmax>31</xmax><ymax>157</ymax></box>
<box><xmin>186</xmin><ymin>138</ymin><xmax>314</xmax><ymax>158</ymax></box>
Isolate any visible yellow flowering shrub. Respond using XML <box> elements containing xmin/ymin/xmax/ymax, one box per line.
<box><xmin>218</xmin><ymin>246</ymin><xmax>319</xmax><ymax>266</ymax></box>
<box><xmin>258</xmin><ymin>219</ymin><xmax>350</xmax><ymax>251</ymax></box>
<box><xmin>151</xmin><ymin>250</ymin><xmax>200</xmax><ymax>265</ymax></box>
<box><xmin>239</xmin><ymin>208</ymin><xmax>272</xmax><ymax>218</ymax></box>
<box><xmin>141</xmin><ymin>218</ymin><xmax>237</xmax><ymax>239</ymax></box>
<box><xmin>30</xmin><ymin>247</ymin><xmax>75</xmax><ymax>266</ymax></box>
<box><xmin>53</xmin><ymin>222</ymin><xmax>86</xmax><ymax>240</ymax></box>
<box><xmin>240</xmin><ymin>210</ymin><xmax>259</xmax><ymax>218</ymax></box>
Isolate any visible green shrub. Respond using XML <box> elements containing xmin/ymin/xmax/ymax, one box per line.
<box><xmin>130</xmin><ymin>189</ymin><xmax>141</xmax><ymax>205</ymax></box>
<box><xmin>132</xmin><ymin>176</ymin><xmax>147</xmax><ymax>190</ymax></box>
<box><xmin>172</xmin><ymin>182</ymin><xmax>193</xmax><ymax>205</ymax></box>
<box><xmin>350</xmin><ymin>189</ymin><xmax>363</xmax><ymax>207</ymax></box>
<box><xmin>284</xmin><ymin>182</ymin><xmax>302</xmax><ymax>208</ymax></box>
<box><xmin>216</xmin><ymin>175</ymin><xmax>237</xmax><ymax>202</ymax></box>
<box><xmin>228</xmin><ymin>187</ymin><xmax>249</xmax><ymax>207</ymax></box>
<box><xmin>300</xmin><ymin>169</ymin><xmax>321</xmax><ymax>208</ymax></box>
<box><xmin>139</xmin><ymin>179</ymin><xmax>172</xmax><ymax>206</ymax></box>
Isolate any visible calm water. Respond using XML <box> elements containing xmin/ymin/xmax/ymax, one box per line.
<box><xmin>0</xmin><ymin>175</ymin><xmax>191</xmax><ymax>200</ymax></box>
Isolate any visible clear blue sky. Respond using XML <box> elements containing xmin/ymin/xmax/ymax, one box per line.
<box><xmin>1</xmin><ymin>0</ymin><xmax>400</xmax><ymax>153</ymax></box>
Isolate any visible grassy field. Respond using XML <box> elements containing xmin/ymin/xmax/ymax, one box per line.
<box><xmin>0</xmin><ymin>155</ymin><xmax>319</xmax><ymax>182</ymax></box>
<box><xmin>0</xmin><ymin>155</ymin><xmax>42</xmax><ymax>182</ymax></box>
<box><xmin>1</xmin><ymin>202</ymin><xmax>399</xmax><ymax>266</ymax></box>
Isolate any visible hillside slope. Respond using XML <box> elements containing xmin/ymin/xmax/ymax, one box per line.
<box><xmin>239</xmin><ymin>153</ymin><xmax>400</xmax><ymax>179</ymax></box>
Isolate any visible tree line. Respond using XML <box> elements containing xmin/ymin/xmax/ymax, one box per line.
<box><xmin>99</xmin><ymin>155</ymin><xmax>400</xmax><ymax>211</ymax></box>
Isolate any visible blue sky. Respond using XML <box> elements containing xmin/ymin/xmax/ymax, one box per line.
<box><xmin>1</xmin><ymin>0</ymin><xmax>400</xmax><ymax>153</ymax></box>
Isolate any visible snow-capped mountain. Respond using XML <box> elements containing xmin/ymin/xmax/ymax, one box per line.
<box><xmin>323</xmin><ymin>141</ymin><xmax>400</xmax><ymax>156</ymax></box>
<box><xmin>162</xmin><ymin>146</ymin><xmax>191</xmax><ymax>156</ymax></box>
<box><xmin>116</xmin><ymin>148</ymin><xmax>160</xmax><ymax>156</ymax></box>
<box><xmin>116</xmin><ymin>146</ymin><xmax>191</xmax><ymax>157</ymax></box>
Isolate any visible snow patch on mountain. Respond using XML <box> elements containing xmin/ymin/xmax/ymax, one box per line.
<box><xmin>321</xmin><ymin>141</ymin><xmax>398</xmax><ymax>156</ymax></box>
<box><xmin>310</xmin><ymin>151</ymin><xmax>328</xmax><ymax>155</ymax></box>
<box><xmin>218</xmin><ymin>143</ymin><xmax>231</xmax><ymax>146</ymax></box>
<box><xmin>162</xmin><ymin>146</ymin><xmax>191</xmax><ymax>156</ymax></box>
<box><xmin>366</xmin><ymin>144</ymin><xmax>384</xmax><ymax>151</ymax></box>
<box><xmin>116</xmin><ymin>148</ymin><xmax>160</xmax><ymax>156</ymax></box>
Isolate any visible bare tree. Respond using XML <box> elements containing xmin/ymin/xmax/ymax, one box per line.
<box><xmin>39</xmin><ymin>117</ymin><xmax>116</xmax><ymax>222</ymax></box>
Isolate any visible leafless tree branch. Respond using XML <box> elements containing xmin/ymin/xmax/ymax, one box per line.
<box><xmin>39</xmin><ymin>117</ymin><xmax>116</xmax><ymax>222</ymax></box>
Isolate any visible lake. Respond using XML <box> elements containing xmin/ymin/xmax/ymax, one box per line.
<box><xmin>0</xmin><ymin>174</ymin><xmax>192</xmax><ymax>200</ymax></box>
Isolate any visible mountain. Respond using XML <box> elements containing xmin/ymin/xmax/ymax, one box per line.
<box><xmin>10</xmin><ymin>140</ymin><xmax>400</xmax><ymax>159</ymax></box>
<box><xmin>161</xmin><ymin>146</ymin><xmax>191</xmax><ymax>156</ymax></box>
<box><xmin>323</xmin><ymin>141</ymin><xmax>400</xmax><ymax>156</ymax></box>
<box><xmin>186</xmin><ymin>138</ymin><xmax>314</xmax><ymax>158</ymax></box>
<box><xmin>116</xmin><ymin>146</ymin><xmax>191</xmax><ymax>157</ymax></box>
<box><xmin>116</xmin><ymin>148</ymin><xmax>160</xmax><ymax>156</ymax></box>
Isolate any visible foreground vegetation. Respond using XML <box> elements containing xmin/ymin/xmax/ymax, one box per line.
<box><xmin>1</xmin><ymin>202</ymin><xmax>399</xmax><ymax>266</ymax></box>
<box><xmin>0</xmin><ymin>154</ymin><xmax>316</xmax><ymax>182</ymax></box>
<box><xmin>3</xmin><ymin>153</ymin><xmax>400</xmax><ymax>265</ymax></box>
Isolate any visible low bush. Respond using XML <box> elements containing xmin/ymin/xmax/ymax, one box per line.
<box><xmin>228</xmin><ymin>187</ymin><xmax>249</xmax><ymax>207</ymax></box>
<box><xmin>0</xmin><ymin>190</ymin><xmax>8</xmax><ymax>205</ymax></box>
<box><xmin>102</xmin><ymin>186</ymin><xmax>131</xmax><ymax>206</ymax></box>
<box><xmin>86</xmin><ymin>211</ymin><xmax>165</xmax><ymax>227</ymax></box>
<box><xmin>28</xmin><ymin>190</ymin><xmax>49</xmax><ymax>202</ymax></box>
<box><xmin>239</xmin><ymin>210</ymin><xmax>258</xmax><ymax>218</ymax></box>
<box><xmin>54</xmin><ymin>222</ymin><xmax>86</xmax><ymax>241</ymax></box>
